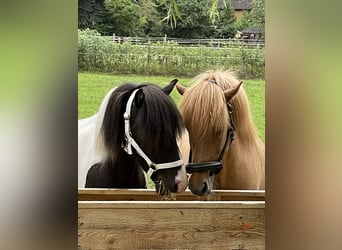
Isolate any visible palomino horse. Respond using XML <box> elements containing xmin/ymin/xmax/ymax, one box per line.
<box><xmin>78</xmin><ymin>80</ymin><xmax>188</xmax><ymax>196</ymax></box>
<box><xmin>176</xmin><ymin>70</ymin><xmax>265</xmax><ymax>196</ymax></box>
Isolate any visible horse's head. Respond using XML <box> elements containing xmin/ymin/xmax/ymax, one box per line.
<box><xmin>101</xmin><ymin>79</ymin><xmax>188</xmax><ymax>196</ymax></box>
<box><xmin>176</xmin><ymin>71</ymin><xmax>243</xmax><ymax>196</ymax></box>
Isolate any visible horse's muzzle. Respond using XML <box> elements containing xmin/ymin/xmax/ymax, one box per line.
<box><xmin>185</xmin><ymin>161</ymin><xmax>223</xmax><ymax>175</ymax></box>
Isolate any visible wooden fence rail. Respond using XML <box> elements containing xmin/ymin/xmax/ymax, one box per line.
<box><xmin>78</xmin><ymin>189</ymin><xmax>265</xmax><ymax>249</ymax></box>
<box><xmin>78</xmin><ymin>188</ymin><xmax>265</xmax><ymax>201</ymax></box>
<box><xmin>105</xmin><ymin>35</ymin><xmax>265</xmax><ymax>48</ymax></box>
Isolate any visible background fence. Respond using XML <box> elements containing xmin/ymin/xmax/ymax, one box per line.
<box><xmin>106</xmin><ymin>35</ymin><xmax>265</xmax><ymax>48</ymax></box>
<box><xmin>78</xmin><ymin>30</ymin><xmax>265</xmax><ymax>79</ymax></box>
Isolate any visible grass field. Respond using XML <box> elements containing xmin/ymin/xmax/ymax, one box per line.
<box><xmin>78</xmin><ymin>72</ymin><xmax>265</xmax><ymax>142</ymax></box>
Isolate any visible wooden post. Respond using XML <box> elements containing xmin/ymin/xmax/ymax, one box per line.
<box><xmin>147</xmin><ymin>41</ymin><xmax>151</xmax><ymax>75</ymax></box>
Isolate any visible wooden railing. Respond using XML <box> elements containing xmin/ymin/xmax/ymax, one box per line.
<box><xmin>105</xmin><ymin>35</ymin><xmax>265</xmax><ymax>47</ymax></box>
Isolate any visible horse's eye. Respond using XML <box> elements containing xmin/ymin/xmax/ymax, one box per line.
<box><xmin>214</xmin><ymin>127</ymin><xmax>224</xmax><ymax>137</ymax></box>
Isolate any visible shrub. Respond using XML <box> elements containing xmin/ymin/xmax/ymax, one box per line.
<box><xmin>78</xmin><ymin>29</ymin><xmax>264</xmax><ymax>79</ymax></box>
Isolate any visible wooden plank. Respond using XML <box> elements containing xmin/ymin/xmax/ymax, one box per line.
<box><xmin>78</xmin><ymin>188</ymin><xmax>265</xmax><ymax>201</ymax></box>
<box><xmin>78</xmin><ymin>201</ymin><xmax>264</xmax><ymax>209</ymax></box>
<box><xmin>78</xmin><ymin>228</ymin><xmax>264</xmax><ymax>249</ymax></box>
<box><xmin>78</xmin><ymin>201</ymin><xmax>264</xmax><ymax>250</ymax></box>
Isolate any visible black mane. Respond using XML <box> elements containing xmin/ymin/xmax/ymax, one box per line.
<box><xmin>101</xmin><ymin>83</ymin><xmax>183</xmax><ymax>164</ymax></box>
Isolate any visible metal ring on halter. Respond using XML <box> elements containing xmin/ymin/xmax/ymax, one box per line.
<box><xmin>186</xmin><ymin>162</ymin><xmax>223</xmax><ymax>174</ymax></box>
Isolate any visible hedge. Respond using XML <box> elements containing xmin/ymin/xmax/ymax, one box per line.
<box><xmin>78</xmin><ymin>29</ymin><xmax>264</xmax><ymax>79</ymax></box>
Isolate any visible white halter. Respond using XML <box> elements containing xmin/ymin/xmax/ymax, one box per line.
<box><xmin>123</xmin><ymin>88</ymin><xmax>184</xmax><ymax>178</ymax></box>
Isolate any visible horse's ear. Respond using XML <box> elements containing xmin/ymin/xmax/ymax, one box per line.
<box><xmin>134</xmin><ymin>89</ymin><xmax>145</xmax><ymax>107</ymax></box>
<box><xmin>176</xmin><ymin>83</ymin><xmax>187</xmax><ymax>95</ymax></box>
<box><xmin>223</xmin><ymin>81</ymin><xmax>243</xmax><ymax>102</ymax></box>
<box><xmin>162</xmin><ymin>79</ymin><xmax>178</xmax><ymax>95</ymax></box>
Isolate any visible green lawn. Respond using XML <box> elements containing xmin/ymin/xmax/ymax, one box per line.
<box><xmin>243</xmin><ymin>79</ymin><xmax>265</xmax><ymax>142</ymax></box>
<box><xmin>78</xmin><ymin>72</ymin><xmax>265</xmax><ymax>143</ymax></box>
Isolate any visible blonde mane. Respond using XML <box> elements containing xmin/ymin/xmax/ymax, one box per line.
<box><xmin>179</xmin><ymin>69</ymin><xmax>259</xmax><ymax>143</ymax></box>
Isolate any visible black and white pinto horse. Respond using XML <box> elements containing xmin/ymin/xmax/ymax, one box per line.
<box><xmin>78</xmin><ymin>80</ymin><xmax>188</xmax><ymax>195</ymax></box>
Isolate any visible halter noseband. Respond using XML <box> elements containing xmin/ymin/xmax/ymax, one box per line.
<box><xmin>186</xmin><ymin>80</ymin><xmax>236</xmax><ymax>175</ymax></box>
<box><xmin>123</xmin><ymin>88</ymin><xmax>183</xmax><ymax>178</ymax></box>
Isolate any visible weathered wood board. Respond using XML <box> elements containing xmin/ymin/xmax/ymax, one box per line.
<box><xmin>78</xmin><ymin>188</ymin><xmax>265</xmax><ymax>201</ymax></box>
<box><xmin>78</xmin><ymin>189</ymin><xmax>265</xmax><ymax>250</ymax></box>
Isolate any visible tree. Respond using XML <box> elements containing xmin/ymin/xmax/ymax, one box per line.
<box><xmin>161</xmin><ymin>0</ymin><xmax>213</xmax><ymax>38</ymax></box>
<box><xmin>158</xmin><ymin>0</ymin><xmax>181</xmax><ymax>29</ymax></box>
<box><xmin>78</xmin><ymin>0</ymin><xmax>113</xmax><ymax>35</ymax></box>
<box><xmin>158</xmin><ymin>0</ymin><xmax>236</xmax><ymax>38</ymax></box>
<box><xmin>248</xmin><ymin>0</ymin><xmax>265</xmax><ymax>38</ymax></box>
<box><xmin>159</xmin><ymin>0</ymin><xmax>232</xmax><ymax>29</ymax></box>
<box><xmin>137</xmin><ymin>0</ymin><xmax>164</xmax><ymax>36</ymax></box>
<box><xmin>104</xmin><ymin>0</ymin><xmax>141</xmax><ymax>36</ymax></box>
<box><xmin>78</xmin><ymin>0</ymin><xmax>263</xmax><ymax>39</ymax></box>
<box><xmin>211</xmin><ymin>2</ymin><xmax>237</xmax><ymax>38</ymax></box>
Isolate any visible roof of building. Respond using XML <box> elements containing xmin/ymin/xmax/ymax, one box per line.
<box><xmin>225</xmin><ymin>0</ymin><xmax>254</xmax><ymax>10</ymax></box>
<box><xmin>241</xmin><ymin>26</ymin><xmax>261</xmax><ymax>34</ymax></box>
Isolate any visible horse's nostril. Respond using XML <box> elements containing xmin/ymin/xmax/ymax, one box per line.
<box><xmin>201</xmin><ymin>182</ymin><xmax>208</xmax><ymax>194</ymax></box>
<box><xmin>171</xmin><ymin>183</ymin><xmax>178</xmax><ymax>193</ymax></box>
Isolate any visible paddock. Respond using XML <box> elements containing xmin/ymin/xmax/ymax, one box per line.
<box><xmin>78</xmin><ymin>189</ymin><xmax>265</xmax><ymax>249</ymax></box>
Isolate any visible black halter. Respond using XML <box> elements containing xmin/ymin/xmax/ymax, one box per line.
<box><xmin>185</xmin><ymin>85</ymin><xmax>236</xmax><ymax>175</ymax></box>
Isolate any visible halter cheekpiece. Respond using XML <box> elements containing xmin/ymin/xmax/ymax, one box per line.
<box><xmin>123</xmin><ymin>88</ymin><xmax>183</xmax><ymax>178</ymax></box>
<box><xmin>185</xmin><ymin>80</ymin><xmax>236</xmax><ymax>175</ymax></box>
